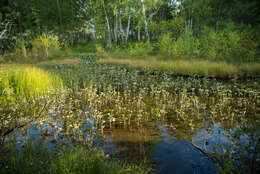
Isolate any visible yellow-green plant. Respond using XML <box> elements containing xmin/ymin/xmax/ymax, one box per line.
<box><xmin>32</xmin><ymin>33</ymin><xmax>60</xmax><ymax>58</ymax></box>
<box><xmin>95</xmin><ymin>44</ymin><xmax>107</xmax><ymax>58</ymax></box>
<box><xmin>0</xmin><ymin>66</ymin><xmax>64</xmax><ymax>99</ymax></box>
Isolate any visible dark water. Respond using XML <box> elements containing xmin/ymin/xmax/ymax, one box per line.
<box><xmin>7</xmin><ymin>113</ymin><xmax>235</xmax><ymax>174</ymax></box>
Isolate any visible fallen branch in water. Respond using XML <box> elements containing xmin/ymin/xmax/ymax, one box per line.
<box><xmin>190</xmin><ymin>142</ymin><xmax>224</xmax><ymax>168</ymax></box>
<box><xmin>0</xmin><ymin>99</ymin><xmax>53</xmax><ymax>144</ymax></box>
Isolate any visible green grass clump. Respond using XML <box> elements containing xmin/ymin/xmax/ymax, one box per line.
<box><xmin>0</xmin><ymin>65</ymin><xmax>64</xmax><ymax>99</ymax></box>
<box><xmin>1</xmin><ymin>141</ymin><xmax>149</xmax><ymax>174</ymax></box>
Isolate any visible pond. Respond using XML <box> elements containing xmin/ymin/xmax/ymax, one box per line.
<box><xmin>8</xmin><ymin>115</ymin><xmax>225</xmax><ymax>174</ymax></box>
<box><xmin>2</xmin><ymin>62</ymin><xmax>260</xmax><ymax>173</ymax></box>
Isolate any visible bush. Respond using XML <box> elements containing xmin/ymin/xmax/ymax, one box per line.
<box><xmin>32</xmin><ymin>33</ymin><xmax>61</xmax><ymax>58</ymax></box>
<box><xmin>199</xmin><ymin>27</ymin><xmax>217</xmax><ymax>60</ymax></box>
<box><xmin>96</xmin><ymin>44</ymin><xmax>107</xmax><ymax>58</ymax></box>
<box><xmin>157</xmin><ymin>23</ymin><xmax>259</xmax><ymax>62</ymax></box>
<box><xmin>199</xmin><ymin>25</ymin><xmax>259</xmax><ymax>62</ymax></box>
<box><xmin>158</xmin><ymin>33</ymin><xmax>174</xmax><ymax>58</ymax></box>
<box><xmin>129</xmin><ymin>42</ymin><xmax>153</xmax><ymax>58</ymax></box>
<box><xmin>234</xmin><ymin>26</ymin><xmax>259</xmax><ymax>62</ymax></box>
<box><xmin>5</xmin><ymin>33</ymin><xmax>63</xmax><ymax>62</ymax></box>
<box><xmin>171</xmin><ymin>30</ymin><xmax>200</xmax><ymax>59</ymax></box>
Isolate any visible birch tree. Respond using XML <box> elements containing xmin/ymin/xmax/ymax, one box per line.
<box><xmin>141</xmin><ymin>0</ymin><xmax>150</xmax><ymax>41</ymax></box>
<box><xmin>103</xmin><ymin>3</ymin><xmax>112</xmax><ymax>46</ymax></box>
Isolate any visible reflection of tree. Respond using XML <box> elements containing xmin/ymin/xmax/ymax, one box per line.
<box><xmin>102</xmin><ymin>122</ymin><xmax>161</xmax><ymax>166</ymax></box>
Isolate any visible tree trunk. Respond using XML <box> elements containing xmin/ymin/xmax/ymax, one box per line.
<box><xmin>141</xmin><ymin>0</ymin><xmax>149</xmax><ymax>41</ymax></box>
<box><xmin>114</xmin><ymin>9</ymin><xmax>118</xmax><ymax>43</ymax></box>
<box><xmin>125</xmin><ymin>16</ymin><xmax>131</xmax><ymax>43</ymax></box>
<box><xmin>56</xmin><ymin>0</ymin><xmax>63</xmax><ymax>28</ymax></box>
<box><xmin>138</xmin><ymin>24</ymin><xmax>141</xmax><ymax>42</ymax></box>
<box><xmin>103</xmin><ymin>3</ymin><xmax>112</xmax><ymax>46</ymax></box>
<box><xmin>119</xmin><ymin>10</ymin><xmax>124</xmax><ymax>42</ymax></box>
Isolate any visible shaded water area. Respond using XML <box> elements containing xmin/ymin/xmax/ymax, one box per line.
<box><xmin>1</xmin><ymin>62</ymin><xmax>260</xmax><ymax>173</ymax></box>
<box><xmin>7</xmin><ymin>115</ymin><xmax>225</xmax><ymax>174</ymax></box>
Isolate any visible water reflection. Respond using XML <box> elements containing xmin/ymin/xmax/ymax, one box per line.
<box><xmin>6</xmin><ymin>113</ymin><xmax>230</xmax><ymax>173</ymax></box>
<box><xmin>7</xmin><ymin>107</ymin><xmax>260</xmax><ymax>174</ymax></box>
<box><xmin>101</xmin><ymin>121</ymin><xmax>219</xmax><ymax>174</ymax></box>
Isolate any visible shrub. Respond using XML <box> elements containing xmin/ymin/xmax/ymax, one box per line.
<box><xmin>159</xmin><ymin>17</ymin><xmax>186</xmax><ymax>40</ymax></box>
<box><xmin>199</xmin><ymin>27</ymin><xmax>217</xmax><ymax>60</ymax></box>
<box><xmin>171</xmin><ymin>30</ymin><xmax>200</xmax><ymax>60</ymax></box>
<box><xmin>234</xmin><ymin>27</ymin><xmax>259</xmax><ymax>62</ymax></box>
<box><xmin>13</xmin><ymin>39</ymin><xmax>28</xmax><ymax>58</ymax></box>
<box><xmin>129</xmin><ymin>42</ymin><xmax>153</xmax><ymax>58</ymax></box>
<box><xmin>71</xmin><ymin>40</ymin><xmax>96</xmax><ymax>53</ymax></box>
<box><xmin>158</xmin><ymin>30</ymin><xmax>200</xmax><ymax>60</ymax></box>
<box><xmin>199</xmin><ymin>25</ymin><xmax>259</xmax><ymax>62</ymax></box>
<box><xmin>95</xmin><ymin>44</ymin><xmax>107</xmax><ymax>58</ymax></box>
<box><xmin>32</xmin><ymin>33</ymin><xmax>61</xmax><ymax>58</ymax></box>
<box><xmin>158</xmin><ymin>33</ymin><xmax>174</xmax><ymax>59</ymax></box>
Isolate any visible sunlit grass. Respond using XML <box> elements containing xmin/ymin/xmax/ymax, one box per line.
<box><xmin>99</xmin><ymin>58</ymin><xmax>260</xmax><ymax>77</ymax></box>
<box><xmin>0</xmin><ymin>65</ymin><xmax>64</xmax><ymax>99</ymax></box>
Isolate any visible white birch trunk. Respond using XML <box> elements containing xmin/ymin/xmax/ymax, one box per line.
<box><xmin>0</xmin><ymin>30</ymin><xmax>7</xmax><ymax>40</ymax></box>
<box><xmin>141</xmin><ymin>0</ymin><xmax>149</xmax><ymax>41</ymax></box>
<box><xmin>125</xmin><ymin>16</ymin><xmax>131</xmax><ymax>43</ymax></box>
<box><xmin>114</xmin><ymin>9</ymin><xmax>118</xmax><ymax>43</ymax></box>
<box><xmin>103</xmin><ymin>3</ymin><xmax>112</xmax><ymax>45</ymax></box>
<box><xmin>119</xmin><ymin>10</ymin><xmax>124</xmax><ymax>42</ymax></box>
<box><xmin>0</xmin><ymin>22</ymin><xmax>10</xmax><ymax>40</ymax></box>
<box><xmin>138</xmin><ymin>24</ymin><xmax>141</xmax><ymax>42</ymax></box>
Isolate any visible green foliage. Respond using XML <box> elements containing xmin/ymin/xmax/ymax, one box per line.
<box><xmin>4</xmin><ymin>33</ymin><xmax>64</xmax><ymax>62</ymax></box>
<box><xmin>159</xmin><ymin>18</ymin><xmax>186</xmax><ymax>40</ymax></box>
<box><xmin>96</xmin><ymin>44</ymin><xmax>107</xmax><ymax>58</ymax></box>
<box><xmin>159</xmin><ymin>30</ymin><xmax>200</xmax><ymax>60</ymax></box>
<box><xmin>13</xmin><ymin>39</ymin><xmax>28</xmax><ymax>58</ymax></box>
<box><xmin>129</xmin><ymin>42</ymin><xmax>153</xmax><ymax>58</ymax></box>
<box><xmin>172</xmin><ymin>30</ymin><xmax>200</xmax><ymax>59</ymax></box>
<box><xmin>71</xmin><ymin>40</ymin><xmax>96</xmax><ymax>53</ymax></box>
<box><xmin>96</xmin><ymin>42</ymin><xmax>154</xmax><ymax>59</ymax></box>
<box><xmin>150</xmin><ymin>17</ymin><xmax>186</xmax><ymax>40</ymax></box>
<box><xmin>32</xmin><ymin>33</ymin><xmax>61</xmax><ymax>58</ymax></box>
<box><xmin>199</xmin><ymin>25</ymin><xmax>259</xmax><ymax>62</ymax></box>
<box><xmin>158</xmin><ymin>33</ymin><xmax>174</xmax><ymax>58</ymax></box>
<box><xmin>157</xmin><ymin>25</ymin><xmax>259</xmax><ymax>62</ymax></box>
<box><xmin>199</xmin><ymin>27</ymin><xmax>217</xmax><ymax>60</ymax></box>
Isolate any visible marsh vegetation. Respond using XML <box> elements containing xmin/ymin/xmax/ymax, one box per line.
<box><xmin>1</xmin><ymin>58</ymin><xmax>259</xmax><ymax>173</ymax></box>
<box><xmin>1</xmin><ymin>0</ymin><xmax>260</xmax><ymax>173</ymax></box>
